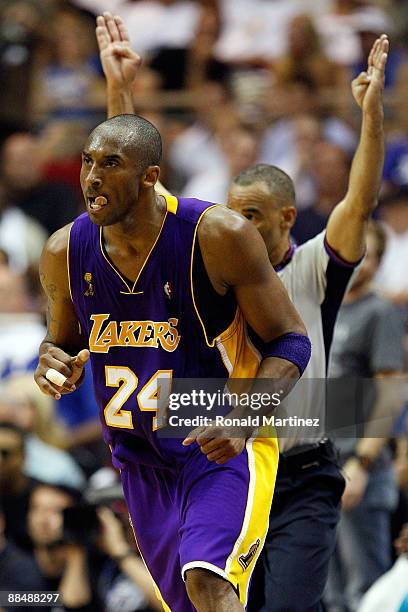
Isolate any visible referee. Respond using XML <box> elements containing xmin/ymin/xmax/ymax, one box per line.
<box><xmin>227</xmin><ymin>36</ymin><xmax>389</xmax><ymax>612</ymax></box>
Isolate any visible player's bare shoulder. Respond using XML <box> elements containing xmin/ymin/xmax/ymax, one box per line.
<box><xmin>198</xmin><ymin>205</ymin><xmax>271</xmax><ymax>290</ymax></box>
<box><xmin>198</xmin><ymin>205</ymin><xmax>259</xmax><ymax>252</ymax></box>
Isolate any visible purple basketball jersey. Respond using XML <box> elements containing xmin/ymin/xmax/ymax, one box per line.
<box><xmin>69</xmin><ymin>196</ymin><xmax>234</xmax><ymax>468</ymax></box>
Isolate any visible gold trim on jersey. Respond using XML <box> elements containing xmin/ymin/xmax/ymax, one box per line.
<box><xmin>189</xmin><ymin>204</ymin><xmax>222</xmax><ymax>348</ymax></box>
<box><xmin>67</xmin><ymin>223</ymin><xmax>73</xmax><ymax>302</ymax></box>
<box><xmin>163</xmin><ymin>193</ymin><xmax>178</xmax><ymax>215</ymax></box>
<box><xmin>99</xmin><ymin>195</ymin><xmax>174</xmax><ymax>294</ymax></box>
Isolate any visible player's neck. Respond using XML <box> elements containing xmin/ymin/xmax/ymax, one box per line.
<box><xmin>269</xmin><ymin>237</ymin><xmax>292</xmax><ymax>268</ymax></box>
<box><xmin>104</xmin><ymin>192</ymin><xmax>166</xmax><ymax>251</ymax></box>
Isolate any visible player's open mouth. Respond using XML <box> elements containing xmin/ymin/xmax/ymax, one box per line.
<box><xmin>88</xmin><ymin>196</ymin><xmax>108</xmax><ymax>211</ymax></box>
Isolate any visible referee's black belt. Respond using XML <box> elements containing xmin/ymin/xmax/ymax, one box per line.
<box><xmin>278</xmin><ymin>438</ymin><xmax>336</xmax><ymax>474</ymax></box>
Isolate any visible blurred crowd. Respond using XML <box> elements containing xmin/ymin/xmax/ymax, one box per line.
<box><xmin>0</xmin><ymin>1</ymin><xmax>408</xmax><ymax>611</ymax></box>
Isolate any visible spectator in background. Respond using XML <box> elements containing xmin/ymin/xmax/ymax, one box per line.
<box><xmin>181</xmin><ymin>124</ymin><xmax>258</xmax><ymax>202</ymax></box>
<box><xmin>0</xmin><ymin>178</ymin><xmax>46</xmax><ymax>273</ymax></box>
<box><xmin>376</xmin><ymin>189</ymin><xmax>408</xmax><ymax>316</ymax></box>
<box><xmin>1</xmin><ymin>132</ymin><xmax>79</xmax><ymax>236</ymax></box>
<box><xmin>325</xmin><ymin>221</ymin><xmax>405</xmax><ymax>612</ymax></box>
<box><xmin>0</xmin><ymin>0</ymin><xmax>45</xmax><ymax>134</ymax></box>
<box><xmin>30</xmin><ymin>7</ymin><xmax>105</xmax><ymax>126</ymax></box>
<box><xmin>26</xmin><ymin>482</ymin><xmax>95</xmax><ymax>610</ymax></box>
<box><xmin>26</xmin><ymin>480</ymin><xmax>160</xmax><ymax>611</ymax></box>
<box><xmin>272</xmin><ymin>13</ymin><xmax>348</xmax><ymax>91</ymax></box>
<box><xmin>292</xmin><ymin>141</ymin><xmax>351</xmax><ymax>244</ymax></box>
<box><xmin>72</xmin><ymin>0</ymin><xmax>202</xmax><ymax>60</ymax></box>
<box><xmin>0</xmin><ymin>377</ymin><xmax>85</xmax><ymax>490</ymax></box>
<box><xmin>168</xmin><ymin>81</ymin><xmax>238</xmax><ymax>192</ymax></box>
<box><xmin>0</xmin><ymin>422</ymin><xmax>35</xmax><ymax>551</ymax></box>
<box><xmin>0</xmin><ymin>498</ymin><xmax>47</xmax><ymax>607</ymax></box>
<box><xmin>352</xmin><ymin>8</ymin><xmax>398</xmax><ymax>88</ymax></box>
<box><xmin>150</xmin><ymin>2</ymin><xmax>229</xmax><ymax>91</ymax></box>
<box><xmin>0</xmin><ymin>265</ymin><xmax>45</xmax><ymax>377</ymax></box>
<box><xmin>316</xmin><ymin>0</ymin><xmax>362</xmax><ymax>67</ymax></box>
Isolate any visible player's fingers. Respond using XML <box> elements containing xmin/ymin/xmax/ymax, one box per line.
<box><xmin>96</xmin><ymin>28</ymin><xmax>110</xmax><ymax>51</ymax></box>
<box><xmin>114</xmin><ymin>15</ymin><xmax>130</xmax><ymax>42</ymax></box>
<box><xmin>215</xmin><ymin>454</ymin><xmax>231</xmax><ymax>465</ymax></box>
<box><xmin>36</xmin><ymin>376</ymin><xmax>62</xmax><ymax>400</ymax></box>
<box><xmin>367</xmin><ymin>38</ymin><xmax>378</xmax><ymax>68</ymax></box>
<box><xmin>354</xmin><ymin>71</ymin><xmax>370</xmax><ymax>85</ymax></box>
<box><xmin>199</xmin><ymin>438</ymin><xmax>225</xmax><ymax>454</ymax></box>
<box><xmin>40</xmin><ymin>356</ymin><xmax>73</xmax><ymax>380</ymax></box>
<box><xmin>378</xmin><ymin>50</ymin><xmax>388</xmax><ymax>71</ymax></box>
<box><xmin>206</xmin><ymin>448</ymin><xmax>229</xmax><ymax>462</ymax></box>
<box><xmin>111</xmin><ymin>43</ymin><xmax>141</xmax><ymax>63</ymax></box>
<box><xmin>374</xmin><ymin>35</ymin><xmax>388</xmax><ymax>69</ymax></box>
<box><xmin>72</xmin><ymin>349</ymin><xmax>90</xmax><ymax>368</ymax></box>
<box><xmin>182</xmin><ymin>426</ymin><xmax>205</xmax><ymax>445</ymax></box>
<box><xmin>104</xmin><ymin>11</ymin><xmax>121</xmax><ymax>42</ymax></box>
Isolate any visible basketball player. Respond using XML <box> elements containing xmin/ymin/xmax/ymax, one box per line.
<box><xmin>33</xmin><ymin>44</ymin><xmax>311</xmax><ymax>612</ymax></box>
<box><xmin>94</xmin><ymin>13</ymin><xmax>388</xmax><ymax>610</ymax></box>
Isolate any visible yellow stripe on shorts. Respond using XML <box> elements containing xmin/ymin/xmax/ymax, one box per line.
<box><xmin>224</xmin><ymin>436</ymin><xmax>279</xmax><ymax>606</ymax></box>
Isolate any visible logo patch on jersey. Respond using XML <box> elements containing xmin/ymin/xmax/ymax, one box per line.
<box><xmin>84</xmin><ymin>273</ymin><xmax>94</xmax><ymax>297</ymax></box>
<box><xmin>238</xmin><ymin>538</ymin><xmax>261</xmax><ymax>571</ymax></box>
<box><xmin>89</xmin><ymin>314</ymin><xmax>181</xmax><ymax>353</ymax></box>
<box><xmin>164</xmin><ymin>281</ymin><xmax>172</xmax><ymax>300</ymax></box>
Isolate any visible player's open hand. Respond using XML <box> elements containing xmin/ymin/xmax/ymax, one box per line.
<box><xmin>182</xmin><ymin>424</ymin><xmax>250</xmax><ymax>464</ymax></box>
<box><xmin>96</xmin><ymin>12</ymin><xmax>141</xmax><ymax>89</ymax></box>
<box><xmin>35</xmin><ymin>348</ymin><xmax>90</xmax><ymax>400</ymax></box>
<box><xmin>352</xmin><ymin>34</ymin><xmax>388</xmax><ymax>116</ymax></box>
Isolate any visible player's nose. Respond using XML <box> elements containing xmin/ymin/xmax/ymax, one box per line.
<box><xmin>85</xmin><ymin>172</ymin><xmax>103</xmax><ymax>189</ymax></box>
<box><xmin>84</xmin><ymin>164</ymin><xmax>103</xmax><ymax>189</ymax></box>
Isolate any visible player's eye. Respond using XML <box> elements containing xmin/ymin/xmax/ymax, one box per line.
<box><xmin>105</xmin><ymin>159</ymin><xmax>118</xmax><ymax>167</ymax></box>
<box><xmin>82</xmin><ymin>155</ymin><xmax>92</xmax><ymax>164</ymax></box>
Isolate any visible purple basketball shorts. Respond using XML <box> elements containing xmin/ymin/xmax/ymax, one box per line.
<box><xmin>120</xmin><ymin>437</ymin><xmax>278</xmax><ymax>611</ymax></box>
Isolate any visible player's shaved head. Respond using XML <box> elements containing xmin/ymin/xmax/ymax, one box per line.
<box><xmin>88</xmin><ymin>114</ymin><xmax>162</xmax><ymax>171</ymax></box>
<box><xmin>233</xmin><ymin>164</ymin><xmax>296</xmax><ymax>208</ymax></box>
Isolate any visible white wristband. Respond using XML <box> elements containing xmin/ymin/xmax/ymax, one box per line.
<box><xmin>45</xmin><ymin>368</ymin><xmax>67</xmax><ymax>387</ymax></box>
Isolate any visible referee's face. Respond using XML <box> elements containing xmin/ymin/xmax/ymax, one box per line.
<box><xmin>228</xmin><ymin>182</ymin><xmax>291</xmax><ymax>259</ymax></box>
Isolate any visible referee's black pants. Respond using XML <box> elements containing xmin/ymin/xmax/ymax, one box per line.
<box><xmin>248</xmin><ymin>440</ymin><xmax>345</xmax><ymax>612</ymax></box>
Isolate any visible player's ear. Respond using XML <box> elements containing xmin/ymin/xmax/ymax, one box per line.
<box><xmin>142</xmin><ymin>166</ymin><xmax>160</xmax><ymax>188</ymax></box>
<box><xmin>280</xmin><ymin>206</ymin><xmax>297</xmax><ymax>230</ymax></box>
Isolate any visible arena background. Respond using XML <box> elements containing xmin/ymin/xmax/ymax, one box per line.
<box><xmin>0</xmin><ymin>1</ymin><xmax>407</xmax><ymax>611</ymax></box>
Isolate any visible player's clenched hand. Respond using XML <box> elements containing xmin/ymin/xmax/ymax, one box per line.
<box><xmin>35</xmin><ymin>348</ymin><xmax>90</xmax><ymax>401</ymax></box>
<box><xmin>341</xmin><ymin>457</ymin><xmax>369</xmax><ymax>511</ymax></box>
<box><xmin>96</xmin><ymin>12</ymin><xmax>141</xmax><ymax>88</ymax></box>
<box><xmin>183</xmin><ymin>425</ymin><xmax>250</xmax><ymax>464</ymax></box>
<box><xmin>352</xmin><ymin>34</ymin><xmax>388</xmax><ymax>116</ymax></box>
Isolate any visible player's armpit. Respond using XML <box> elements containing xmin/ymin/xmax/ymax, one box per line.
<box><xmin>198</xmin><ymin>207</ymin><xmax>306</xmax><ymax>343</ymax></box>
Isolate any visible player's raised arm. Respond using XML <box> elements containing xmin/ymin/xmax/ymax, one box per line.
<box><xmin>325</xmin><ymin>34</ymin><xmax>388</xmax><ymax>262</ymax></box>
<box><xmin>96</xmin><ymin>12</ymin><xmax>171</xmax><ymax>195</ymax></box>
<box><xmin>96</xmin><ymin>12</ymin><xmax>140</xmax><ymax>117</ymax></box>
<box><xmin>34</xmin><ymin>226</ymin><xmax>89</xmax><ymax>400</ymax></box>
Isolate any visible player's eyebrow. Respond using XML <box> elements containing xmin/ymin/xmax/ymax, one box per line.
<box><xmin>242</xmin><ymin>206</ymin><xmax>261</xmax><ymax>213</ymax></box>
